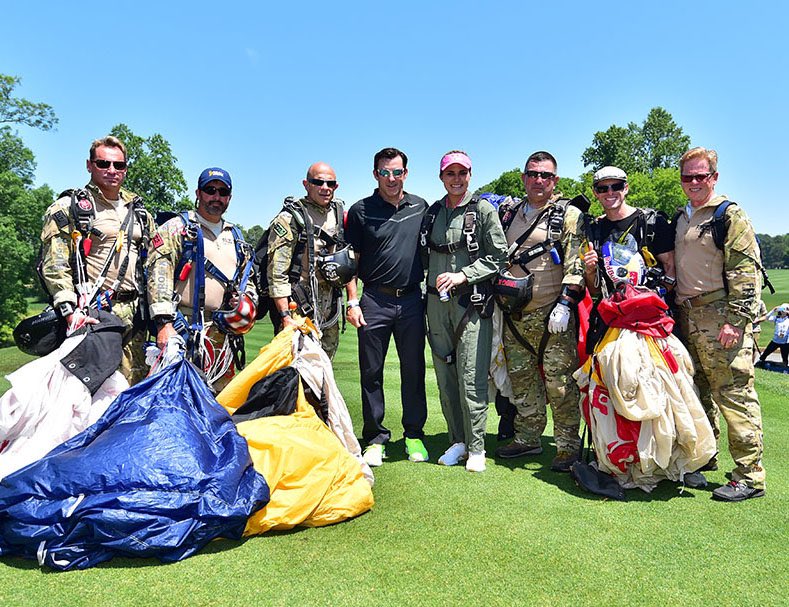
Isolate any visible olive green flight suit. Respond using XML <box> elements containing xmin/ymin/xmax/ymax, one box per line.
<box><xmin>426</xmin><ymin>193</ymin><xmax>508</xmax><ymax>453</ymax></box>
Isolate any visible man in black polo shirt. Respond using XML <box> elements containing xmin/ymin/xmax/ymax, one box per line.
<box><xmin>345</xmin><ymin>147</ymin><xmax>429</xmax><ymax>467</ymax></box>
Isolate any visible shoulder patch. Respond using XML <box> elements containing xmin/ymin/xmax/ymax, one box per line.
<box><xmin>53</xmin><ymin>210</ymin><xmax>70</xmax><ymax>229</ymax></box>
<box><xmin>273</xmin><ymin>222</ymin><xmax>288</xmax><ymax>238</ymax></box>
<box><xmin>151</xmin><ymin>233</ymin><xmax>164</xmax><ymax>249</ymax></box>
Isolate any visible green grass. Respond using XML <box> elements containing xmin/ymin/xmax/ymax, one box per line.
<box><xmin>1</xmin><ymin>278</ymin><xmax>788</xmax><ymax>606</ymax></box>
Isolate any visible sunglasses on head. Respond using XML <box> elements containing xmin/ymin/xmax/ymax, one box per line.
<box><xmin>201</xmin><ymin>185</ymin><xmax>231</xmax><ymax>196</ymax></box>
<box><xmin>524</xmin><ymin>170</ymin><xmax>555</xmax><ymax>180</ymax></box>
<box><xmin>92</xmin><ymin>159</ymin><xmax>127</xmax><ymax>170</ymax></box>
<box><xmin>307</xmin><ymin>178</ymin><xmax>338</xmax><ymax>188</ymax></box>
<box><xmin>376</xmin><ymin>168</ymin><xmax>406</xmax><ymax>178</ymax></box>
<box><xmin>680</xmin><ymin>172</ymin><xmax>713</xmax><ymax>183</ymax></box>
<box><xmin>594</xmin><ymin>182</ymin><xmax>626</xmax><ymax>194</ymax></box>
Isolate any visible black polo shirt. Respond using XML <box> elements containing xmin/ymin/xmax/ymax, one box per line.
<box><xmin>346</xmin><ymin>189</ymin><xmax>428</xmax><ymax>288</ymax></box>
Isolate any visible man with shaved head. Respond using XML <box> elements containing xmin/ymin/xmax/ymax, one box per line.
<box><xmin>266</xmin><ymin>161</ymin><xmax>350</xmax><ymax>358</ymax></box>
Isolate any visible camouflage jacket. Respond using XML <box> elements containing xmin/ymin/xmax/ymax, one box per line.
<box><xmin>675</xmin><ymin>194</ymin><xmax>762</xmax><ymax>327</ymax></box>
<box><xmin>147</xmin><ymin>211</ymin><xmax>257</xmax><ymax>321</ymax></box>
<box><xmin>39</xmin><ymin>182</ymin><xmax>153</xmax><ymax>308</ymax></box>
<box><xmin>266</xmin><ymin>196</ymin><xmax>342</xmax><ymax>309</ymax></box>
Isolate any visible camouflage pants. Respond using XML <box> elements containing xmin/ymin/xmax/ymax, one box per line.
<box><xmin>320</xmin><ymin>321</ymin><xmax>339</xmax><ymax>360</ymax></box>
<box><xmin>503</xmin><ymin>304</ymin><xmax>581</xmax><ymax>453</ymax></box>
<box><xmin>677</xmin><ymin>301</ymin><xmax>765</xmax><ymax>489</ymax></box>
<box><xmin>111</xmin><ymin>300</ymin><xmax>149</xmax><ymax>386</ymax></box>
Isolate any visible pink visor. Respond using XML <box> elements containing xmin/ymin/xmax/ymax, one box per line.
<box><xmin>440</xmin><ymin>152</ymin><xmax>472</xmax><ymax>173</ymax></box>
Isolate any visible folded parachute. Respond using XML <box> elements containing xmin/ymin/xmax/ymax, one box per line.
<box><xmin>217</xmin><ymin>319</ymin><xmax>374</xmax><ymax>535</ymax></box>
<box><xmin>574</xmin><ymin>286</ymin><xmax>716</xmax><ymax>492</ymax></box>
<box><xmin>0</xmin><ymin>358</ymin><xmax>269</xmax><ymax>570</ymax></box>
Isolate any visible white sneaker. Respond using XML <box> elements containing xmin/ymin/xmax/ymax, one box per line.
<box><xmin>363</xmin><ymin>444</ymin><xmax>385</xmax><ymax>467</ymax></box>
<box><xmin>438</xmin><ymin>442</ymin><xmax>468</xmax><ymax>466</ymax></box>
<box><xmin>466</xmin><ymin>451</ymin><xmax>486</xmax><ymax>473</ymax></box>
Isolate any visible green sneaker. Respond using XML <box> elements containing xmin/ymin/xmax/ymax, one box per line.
<box><xmin>363</xmin><ymin>444</ymin><xmax>385</xmax><ymax>467</ymax></box>
<box><xmin>405</xmin><ymin>438</ymin><xmax>429</xmax><ymax>462</ymax></box>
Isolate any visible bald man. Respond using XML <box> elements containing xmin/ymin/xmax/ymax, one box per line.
<box><xmin>266</xmin><ymin>162</ymin><xmax>349</xmax><ymax>358</ymax></box>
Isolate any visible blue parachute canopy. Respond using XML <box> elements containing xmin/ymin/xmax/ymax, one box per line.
<box><xmin>0</xmin><ymin>358</ymin><xmax>269</xmax><ymax>570</ymax></box>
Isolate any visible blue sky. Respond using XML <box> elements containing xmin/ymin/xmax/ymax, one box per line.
<box><xmin>3</xmin><ymin>1</ymin><xmax>788</xmax><ymax>234</ymax></box>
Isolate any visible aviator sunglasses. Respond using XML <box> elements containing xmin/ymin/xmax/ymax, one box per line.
<box><xmin>92</xmin><ymin>159</ymin><xmax>128</xmax><ymax>170</ymax></box>
<box><xmin>524</xmin><ymin>170</ymin><xmax>555</xmax><ymax>180</ymax></box>
<box><xmin>376</xmin><ymin>168</ymin><xmax>406</xmax><ymax>178</ymax></box>
<box><xmin>201</xmin><ymin>185</ymin><xmax>232</xmax><ymax>196</ymax></box>
<box><xmin>594</xmin><ymin>182</ymin><xmax>626</xmax><ymax>194</ymax></box>
<box><xmin>680</xmin><ymin>172</ymin><xmax>713</xmax><ymax>183</ymax></box>
<box><xmin>307</xmin><ymin>178</ymin><xmax>338</xmax><ymax>188</ymax></box>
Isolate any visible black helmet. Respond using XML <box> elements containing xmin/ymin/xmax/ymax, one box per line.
<box><xmin>13</xmin><ymin>306</ymin><xmax>67</xmax><ymax>357</ymax></box>
<box><xmin>317</xmin><ymin>244</ymin><xmax>358</xmax><ymax>288</ymax></box>
<box><xmin>492</xmin><ymin>270</ymin><xmax>534</xmax><ymax>314</ymax></box>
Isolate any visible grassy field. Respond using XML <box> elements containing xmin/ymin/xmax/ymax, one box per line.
<box><xmin>1</xmin><ymin>274</ymin><xmax>787</xmax><ymax>606</ymax></box>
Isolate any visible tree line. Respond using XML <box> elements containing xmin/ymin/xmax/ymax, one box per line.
<box><xmin>0</xmin><ymin>76</ymin><xmax>786</xmax><ymax>343</ymax></box>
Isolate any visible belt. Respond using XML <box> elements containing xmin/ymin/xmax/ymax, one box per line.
<box><xmin>678</xmin><ymin>288</ymin><xmax>726</xmax><ymax>309</ymax></box>
<box><xmin>112</xmin><ymin>290</ymin><xmax>139</xmax><ymax>303</ymax></box>
<box><xmin>367</xmin><ymin>284</ymin><xmax>420</xmax><ymax>298</ymax></box>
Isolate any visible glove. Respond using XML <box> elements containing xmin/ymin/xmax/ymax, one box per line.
<box><xmin>548</xmin><ymin>302</ymin><xmax>570</xmax><ymax>334</ymax></box>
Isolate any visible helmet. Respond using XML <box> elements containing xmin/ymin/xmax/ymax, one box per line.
<box><xmin>212</xmin><ymin>292</ymin><xmax>257</xmax><ymax>335</ymax></box>
<box><xmin>317</xmin><ymin>244</ymin><xmax>358</xmax><ymax>288</ymax></box>
<box><xmin>13</xmin><ymin>307</ymin><xmax>67</xmax><ymax>356</ymax></box>
<box><xmin>601</xmin><ymin>241</ymin><xmax>646</xmax><ymax>287</ymax></box>
<box><xmin>492</xmin><ymin>270</ymin><xmax>534</xmax><ymax>314</ymax></box>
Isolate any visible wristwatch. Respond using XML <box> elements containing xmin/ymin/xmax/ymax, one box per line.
<box><xmin>279</xmin><ymin>309</ymin><xmax>292</xmax><ymax>318</ymax></box>
<box><xmin>347</xmin><ymin>299</ymin><xmax>360</xmax><ymax>308</ymax></box>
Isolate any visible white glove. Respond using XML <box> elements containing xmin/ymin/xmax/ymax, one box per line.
<box><xmin>548</xmin><ymin>302</ymin><xmax>570</xmax><ymax>334</ymax></box>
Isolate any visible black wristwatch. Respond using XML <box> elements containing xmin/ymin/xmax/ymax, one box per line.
<box><xmin>279</xmin><ymin>309</ymin><xmax>292</xmax><ymax>318</ymax></box>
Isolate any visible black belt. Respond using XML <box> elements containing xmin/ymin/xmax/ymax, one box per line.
<box><xmin>367</xmin><ymin>284</ymin><xmax>420</xmax><ymax>298</ymax></box>
<box><xmin>426</xmin><ymin>285</ymin><xmax>471</xmax><ymax>299</ymax></box>
<box><xmin>112</xmin><ymin>290</ymin><xmax>139</xmax><ymax>303</ymax></box>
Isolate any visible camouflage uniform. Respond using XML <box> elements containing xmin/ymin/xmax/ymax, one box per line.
<box><xmin>266</xmin><ymin>196</ymin><xmax>343</xmax><ymax>358</ymax></box>
<box><xmin>674</xmin><ymin>195</ymin><xmax>765</xmax><ymax>489</ymax></box>
<box><xmin>426</xmin><ymin>192</ymin><xmax>509</xmax><ymax>454</ymax></box>
<box><xmin>39</xmin><ymin>181</ymin><xmax>153</xmax><ymax>385</ymax></box>
<box><xmin>500</xmin><ymin>196</ymin><xmax>585</xmax><ymax>452</ymax></box>
<box><xmin>147</xmin><ymin>210</ymin><xmax>257</xmax><ymax>391</ymax></box>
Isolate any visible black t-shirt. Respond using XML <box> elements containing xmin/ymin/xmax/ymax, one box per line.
<box><xmin>595</xmin><ymin>208</ymin><xmax>674</xmax><ymax>255</ymax></box>
<box><xmin>345</xmin><ymin>190</ymin><xmax>428</xmax><ymax>288</ymax></box>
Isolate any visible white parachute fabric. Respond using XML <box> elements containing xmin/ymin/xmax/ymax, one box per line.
<box><xmin>0</xmin><ymin>335</ymin><xmax>127</xmax><ymax>480</ymax></box>
<box><xmin>290</xmin><ymin>330</ymin><xmax>374</xmax><ymax>485</ymax></box>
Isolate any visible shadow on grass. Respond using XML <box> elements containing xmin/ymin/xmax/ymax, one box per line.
<box><xmin>0</xmin><ymin>533</ymin><xmax>267</xmax><ymax>572</ymax></box>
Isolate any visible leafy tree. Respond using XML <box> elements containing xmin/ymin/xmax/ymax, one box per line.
<box><xmin>243</xmin><ymin>224</ymin><xmax>266</xmax><ymax>246</ymax></box>
<box><xmin>582</xmin><ymin>107</ymin><xmax>690</xmax><ymax>175</ymax></box>
<box><xmin>0</xmin><ymin>74</ymin><xmax>58</xmax><ymax>342</ymax></box>
<box><xmin>0</xmin><ymin>172</ymin><xmax>53</xmax><ymax>341</ymax></box>
<box><xmin>757</xmin><ymin>234</ymin><xmax>787</xmax><ymax>269</ymax></box>
<box><xmin>0</xmin><ymin>75</ymin><xmax>57</xmax><ymax>131</ymax></box>
<box><xmin>109</xmin><ymin>124</ymin><xmax>190</xmax><ymax>214</ymax></box>
<box><xmin>0</xmin><ymin>126</ymin><xmax>36</xmax><ymax>185</ymax></box>
<box><xmin>476</xmin><ymin>168</ymin><xmax>525</xmax><ymax>198</ymax></box>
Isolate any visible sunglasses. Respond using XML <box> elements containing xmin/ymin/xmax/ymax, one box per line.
<box><xmin>594</xmin><ymin>182</ymin><xmax>626</xmax><ymax>194</ymax></box>
<box><xmin>376</xmin><ymin>168</ymin><xmax>406</xmax><ymax>178</ymax></box>
<box><xmin>524</xmin><ymin>170</ymin><xmax>555</xmax><ymax>180</ymax></box>
<box><xmin>680</xmin><ymin>172</ymin><xmax>713</xmax><ymax>183</ymax></box>
<box><xmin>201</xmin><ymin>185</ymin><xmax>231</xmax><ymax>196</ymax></box>
<box><xmin>307</xmin><ymin>178</ymin><xmax>338</xmax><ymax>188</ymax></box>
<box><xmin>92</xmin><ymin>159</ymin><xmax>128</xmax><ymax>170</ymax></box>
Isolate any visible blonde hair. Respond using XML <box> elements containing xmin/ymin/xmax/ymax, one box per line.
<box><xmin>680</xmin><ymin>147</ymin><xmax>718</xmax><ymax>174</ymax></box>
<box><xmin>90</xmin><ymin>136</ymin><xmax>127</xmax><ymax>161</ymax></box>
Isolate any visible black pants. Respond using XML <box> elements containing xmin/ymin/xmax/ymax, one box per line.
<box><xmin>358</xmin><ymin>288</ymin><xmax>427</xmax><ymax>444</ymax></box>
<box><xmin>760</xmin><ymin>340</ymin><xmax>789</xmax><ymax>365</ymax></box>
